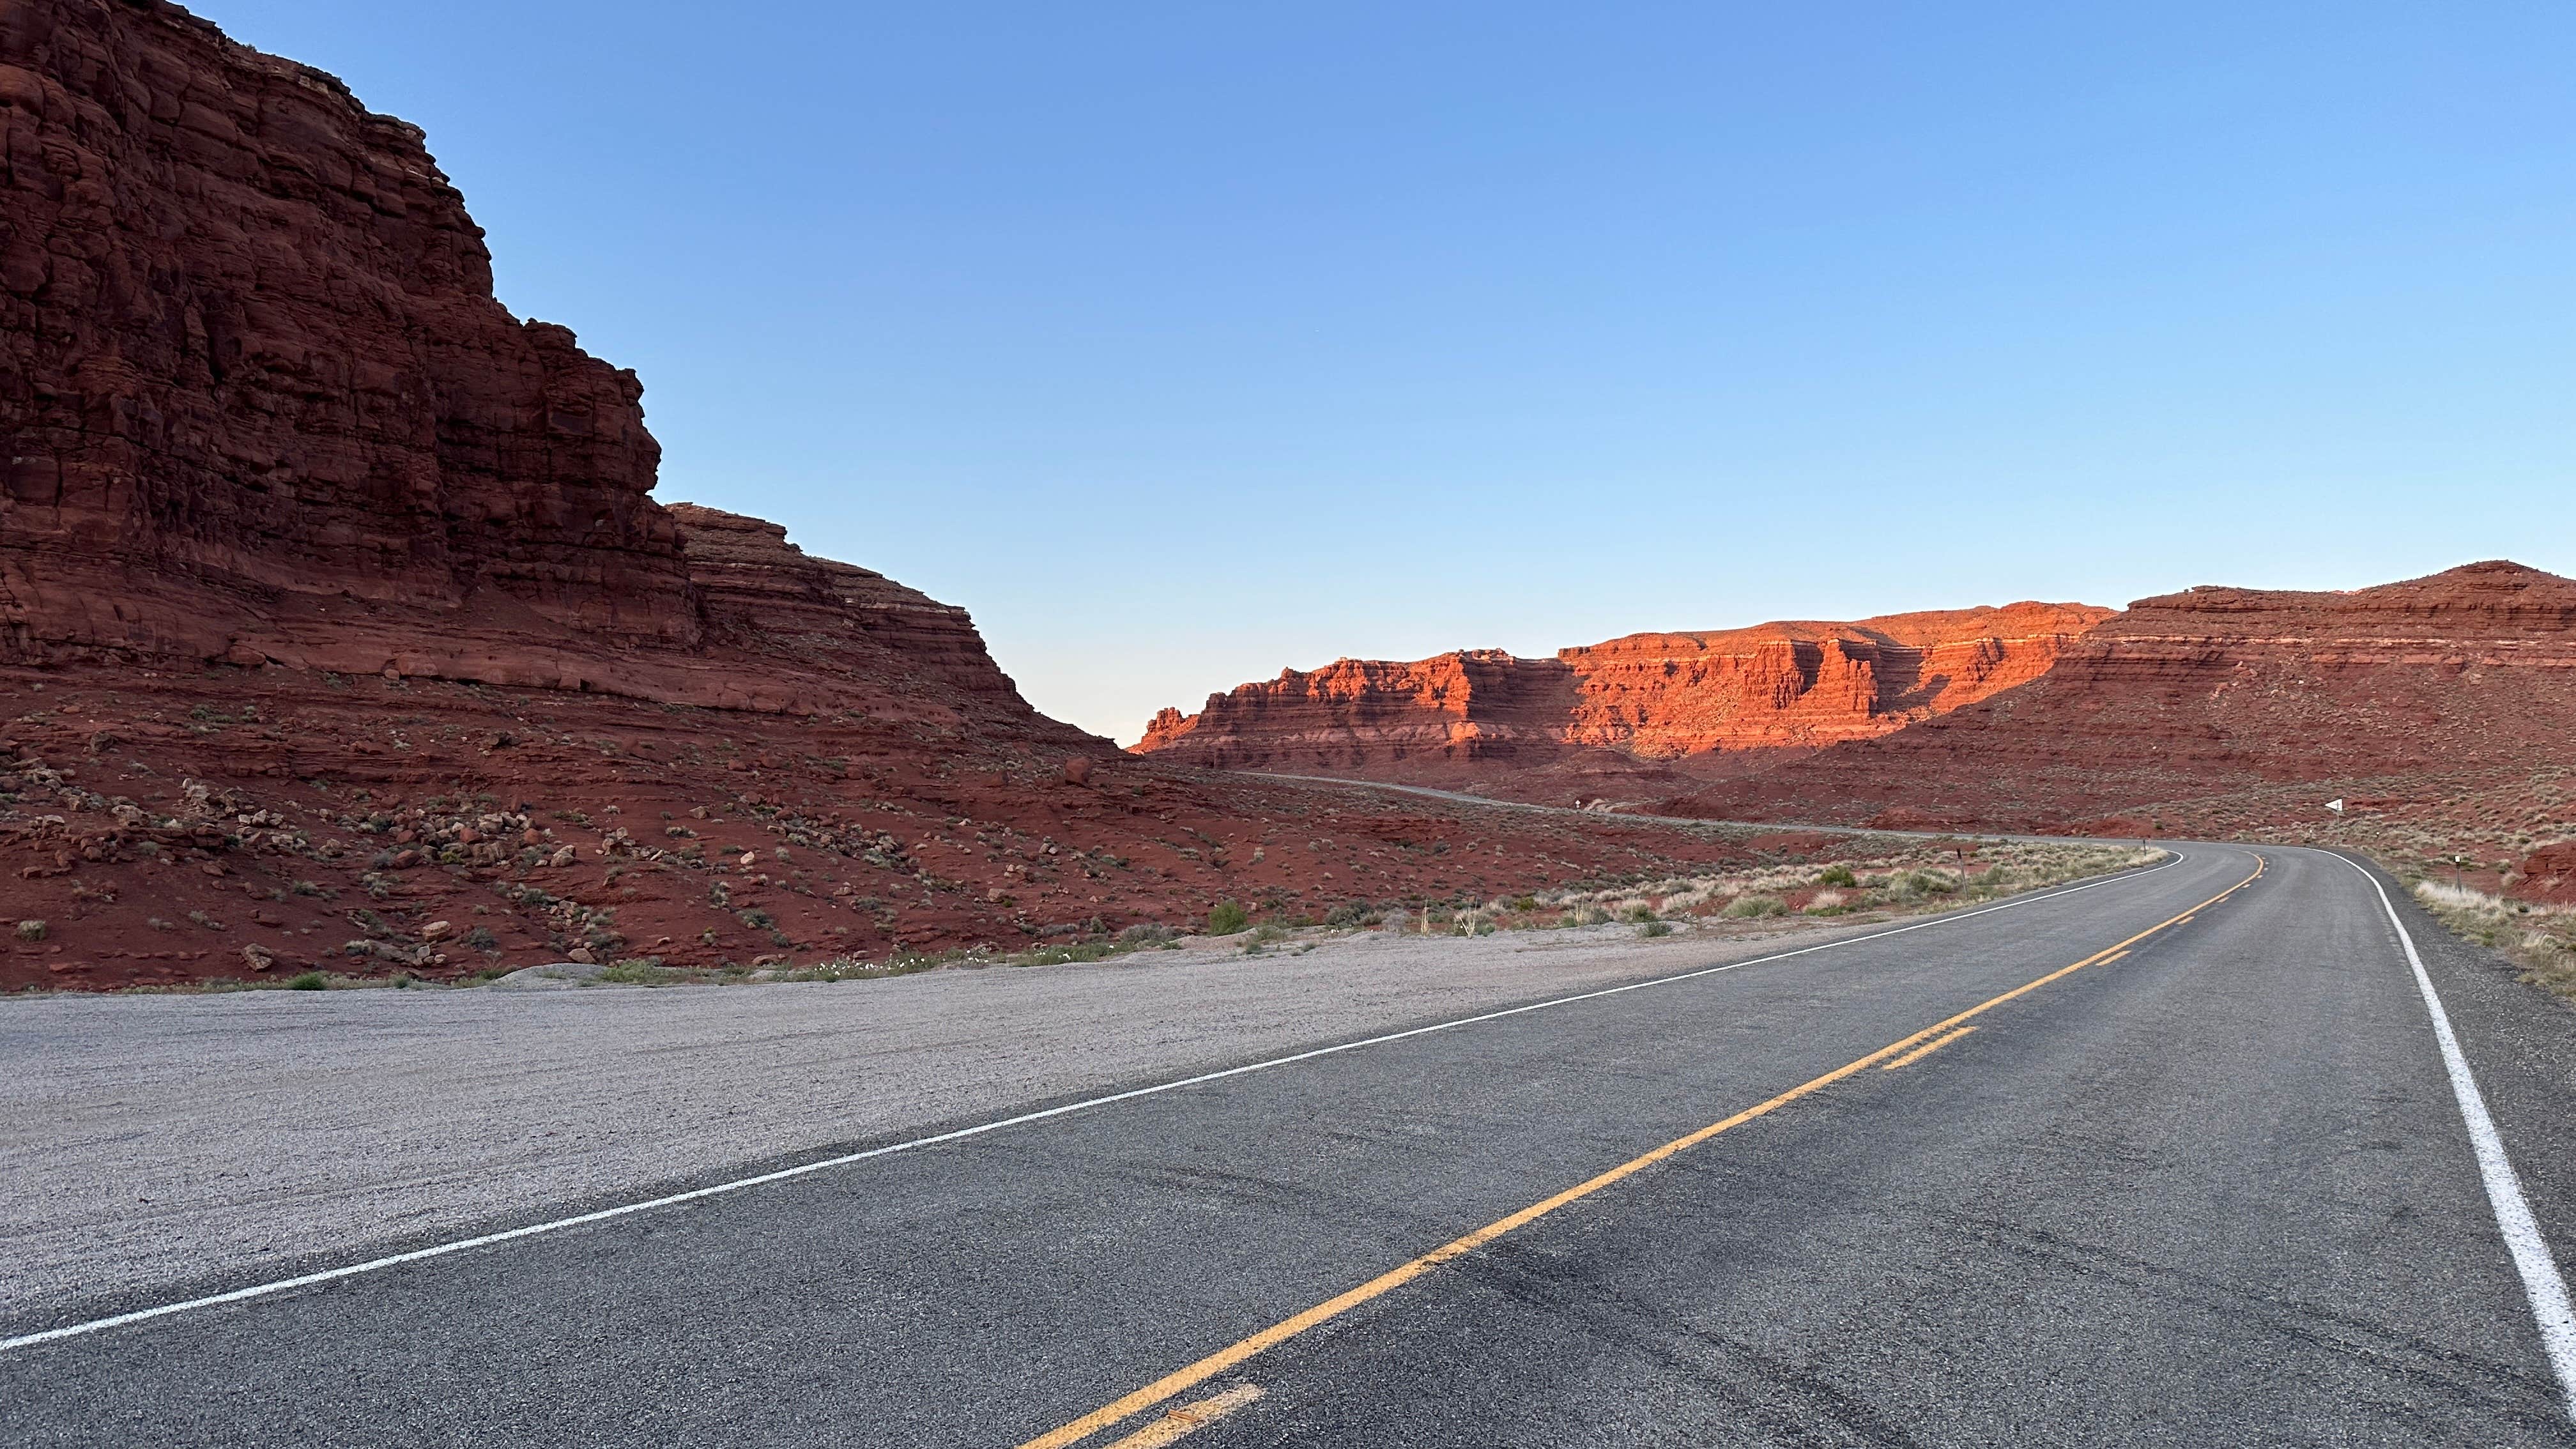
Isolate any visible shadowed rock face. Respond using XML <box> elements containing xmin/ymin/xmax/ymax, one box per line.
<box><xmin>667</xmin><ymin>503</ymin><xmax>1041</xmax><ymax>717</ymax></box>
<box><xmin>1135</xmin><ymin>604</ymin><xmax>2112</xmax><ymax>778</ymax></box>
<box><xmin>0</xmin><ymin>0</ymin><xmax>1073</xmax><ymax>733</ymax></box>
<box><xmin>0</xmin><ymin>0</ymin><xmax>693</xmax><ymax>653</ymax></box>
<box><xmin>1663</xmin><ymin>562</ymin><xmax>2576</xmax><ymax>831</ymax></box>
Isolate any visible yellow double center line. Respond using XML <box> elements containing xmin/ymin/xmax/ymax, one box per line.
<box><xmin>1020</xmin><ymin>854</ymin><xmax>2266</xmax><ymax>1449</ymax></box>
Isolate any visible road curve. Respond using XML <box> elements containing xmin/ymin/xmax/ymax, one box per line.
<box><xmin>6</xmin><ymin>841</ymin><xmax>2576</xmax><ymax>1446</ymax></box>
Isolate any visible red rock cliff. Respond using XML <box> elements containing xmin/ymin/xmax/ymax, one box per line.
<box><xmin>1665</xmin><ymin>562</ymin><xmax>2576</xmax><ymax>830</ymax></box>
<box><xmin>1135</xmin><ymin>602</ymin><xmax>2110</xmax><ymax>778</ymax></box>
<box><xmin>0</xmin><ymin>0</ymin><xmax>1078</xmax><ymax>735</ymax></box>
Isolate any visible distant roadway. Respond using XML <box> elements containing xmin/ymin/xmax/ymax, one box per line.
<box><xmin>6</xmin><ymin>842</ymin><xmax>2575</xmax><ymax>1445</ymax></box>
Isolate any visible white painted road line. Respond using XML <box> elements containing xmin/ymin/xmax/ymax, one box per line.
<box><xmin>2340</xmin><ymin>852</ymin><xmax>2576</xmax><ymax>1421</ymax></box>
<box><xmin>0</xmin><ymin>857</ymin><xmax>2179</xmax><ymax>1355</ymax></box>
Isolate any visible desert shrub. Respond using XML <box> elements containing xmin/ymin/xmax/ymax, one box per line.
<box><xmin>1816</xmin><ymin>864</ymin><xmax>1859</xmax><ymax>888</ymax></box>
<box><xmin>1206</xmin><ymin>901</ymin><xmax>1250</xmax><ymax>935</ymax></box>
<box><xmin>1723</xmin><ymin>894</ymin><xmax>1787</xmax><ymax>919</ymax></box>
<box><xmin>1322</xmin><ymin>902</ymin><xmax>1370</xmax><ymax>928</ymax></box>
<box><xmin>285</xmin><ymin>972</ymin><xmax>328</xmax><ymax>990</ymax></box>
<box><xmin>14</xmin><ymin>919</ymin><xmax>45</xmax><ymax>942</ymax></box>
<box><xmin>1117</xmin><ymin>923</ymin><xmax>1177</xmax><ymax>947</ymax></box>
<box><xmin>1638</xmin><ymin>920</ymin><xmax>1674</xmax><ymax>938</ymax></box>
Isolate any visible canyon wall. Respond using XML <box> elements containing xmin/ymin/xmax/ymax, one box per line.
<box><xmin>1664</xmin><ymin>562</ymin><xmax>2576</xmax><ymax>831</ymax></box>
<box><xmin>1135</xmin><ymin>603</ymin><xmax>2111</xmax><ymax>785</ymax></box>
<box><xmin>0</xmin><ymin>0</ymin><xmax>1070</xmax><ymax>732</ymax></box>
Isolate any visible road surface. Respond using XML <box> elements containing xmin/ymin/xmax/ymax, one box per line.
<box><xmin>6</xmin><ymin>842</ymin><xmax>2575</xmax><ymax>1446</ymax></box>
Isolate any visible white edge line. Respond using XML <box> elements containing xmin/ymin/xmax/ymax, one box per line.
<box><xmin>2338</xmin><ymin>852</ymin><xmax>2576</xmax><ymax>1420</ymax></box>
<box><xmin>2</xmin><ymin>854</ymin><xmax>2186</xmax><ymax>1354</ymax></box>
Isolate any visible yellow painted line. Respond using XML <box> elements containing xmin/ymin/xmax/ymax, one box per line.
<box><xmin>1098</xmin><ymin>1384</ymin><xmax>1266</xmax><ymax>1448</ymax></box>
<box><xmin>1880</xmin><ymin>1025</ymin><xmax>1977</xmax><ymax>1070</ymax></box>
<box><xmin>2098</xmin><ymin>949</ymin><xmax>2130</xmax><ymax>964</ymax></box>
<box><xmin>1018</xmin><ymin>855</ymin><xmax>2266</xmax><ymax>1449</ymax></box>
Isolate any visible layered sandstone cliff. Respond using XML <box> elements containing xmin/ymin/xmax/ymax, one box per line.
<box><xmin>1664</xmin><ymin>562</ymin><xmax>2576</xmax><ymax>831</ymax></box>
<box><xmin>1135</xmin><ymin>603</ymin><xmax>2110</xmax><ymax>783</ymax></box>
<box><xmin>0</xmin><ymin>0</ymin><xmax>1071</xmax><ymax>732</ymax></box>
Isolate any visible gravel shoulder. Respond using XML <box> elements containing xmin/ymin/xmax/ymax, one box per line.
<box><xmin>2</xmin><ymin>909</ymin><xmax>1961</xmax><ymax>1322</ymax></box>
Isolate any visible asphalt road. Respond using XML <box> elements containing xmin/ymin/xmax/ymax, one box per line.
<box><xmin>7</xmin><ymin>842</ymin><xmax>2575</xmax><ymax>1446</ymax></box>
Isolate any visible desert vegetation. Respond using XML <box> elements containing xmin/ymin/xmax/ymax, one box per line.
<box><xmin>1395</xmin><ymin>840</ymin><xmax>2165</xmax><ymax>937</ymax></box>
<box><xmin>55</xmin><ymin>831</ymin><xmax>2163</xmax><ymax>993</ymax></box>
<box><xmin>2409</xmin><ymin>877</ymin><xmax>2576</xmax><ymax>1001</ymax></box>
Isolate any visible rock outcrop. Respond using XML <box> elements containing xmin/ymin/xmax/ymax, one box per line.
<box><xmin>668</xmin><ymin>504</ymin><xmax>1045</xmax><ymax>718</ymax></box>
<box><xmin>1664</xmin><ymin>562</ymin><xmax>2576</xmax><ymax>832</ymax></box>
<box><xmin>1</xmin><ymin>0</ymin><xmax>693</xmax><ymax>649</ymax></box>
<box><xmin>1135</xmin><ymin>604</ymin><xmax>2110</xmax><ymax>783</ymax></box>
<box><xmin>0</xmin><ymin>0</ymin><xmax>1064</xmax><ymax>730</ymax></box>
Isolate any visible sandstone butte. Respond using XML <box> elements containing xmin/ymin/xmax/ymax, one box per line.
<box><xmin>1134</xmin><ymin>602</ymin><xmax>2115</xmax><ymax>786</ymax></box>
<box><xmin>0</xmin><ymin>0</ymin><xmax>1831</xmax><ymax>990</ymax></box>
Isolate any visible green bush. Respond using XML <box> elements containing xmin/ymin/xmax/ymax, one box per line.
<box><xmin>1206</xmin><ymin>901</ymin><xmax>1250</xmax><ymax>935</ymax></box>
<box><xmin>1722</xmin><ymin>894</ymin><xmax>1786</xmax><ymax>919</ymax></box>
<box><xmin>1816</xmin><ymin>864</ymin><xmax>1859</xmax><ymax>888</ymax></box>
<box><xmin>1637</xmin><ymin>920</ymin><xmax>1674</xmax><ymax>939</ymax></box>
<box><xmin>285</xmin><ymin>972</ymin><xmax>328</xmax><ymax>990</ymax></box>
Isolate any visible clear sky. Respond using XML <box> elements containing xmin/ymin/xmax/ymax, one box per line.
<box><xmin>199</xmin><ymin>2</ymin><xmax>2575</xmax><ymax>742</ymax></box>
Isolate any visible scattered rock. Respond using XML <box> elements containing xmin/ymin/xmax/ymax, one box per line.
<box><xmin>486</xmin><ymin>962</ymin><xmax>608</xmax><ymax>990</ymax></box>
<box><xmin>2511</xmin><ymin>843</ymin><xmax>2576</xmax><ymax>905</ymax></box>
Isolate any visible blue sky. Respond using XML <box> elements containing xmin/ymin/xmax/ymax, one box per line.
<box><xmin>201</xmin><ymin>3</ymin><xmax>2575</xmax><ymax>741</ymax></box>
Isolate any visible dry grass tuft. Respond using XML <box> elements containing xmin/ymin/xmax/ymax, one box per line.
<box><xmin>2409</xmin><ymin>877</ymin><xmax>2576</xmax><ymax>1000</ymax></box>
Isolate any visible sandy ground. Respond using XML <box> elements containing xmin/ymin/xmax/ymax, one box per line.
<box><xmin>1</xmin><ymin>914</ymin><xmax>1925</xmax><ymax>1321</ymax></box>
